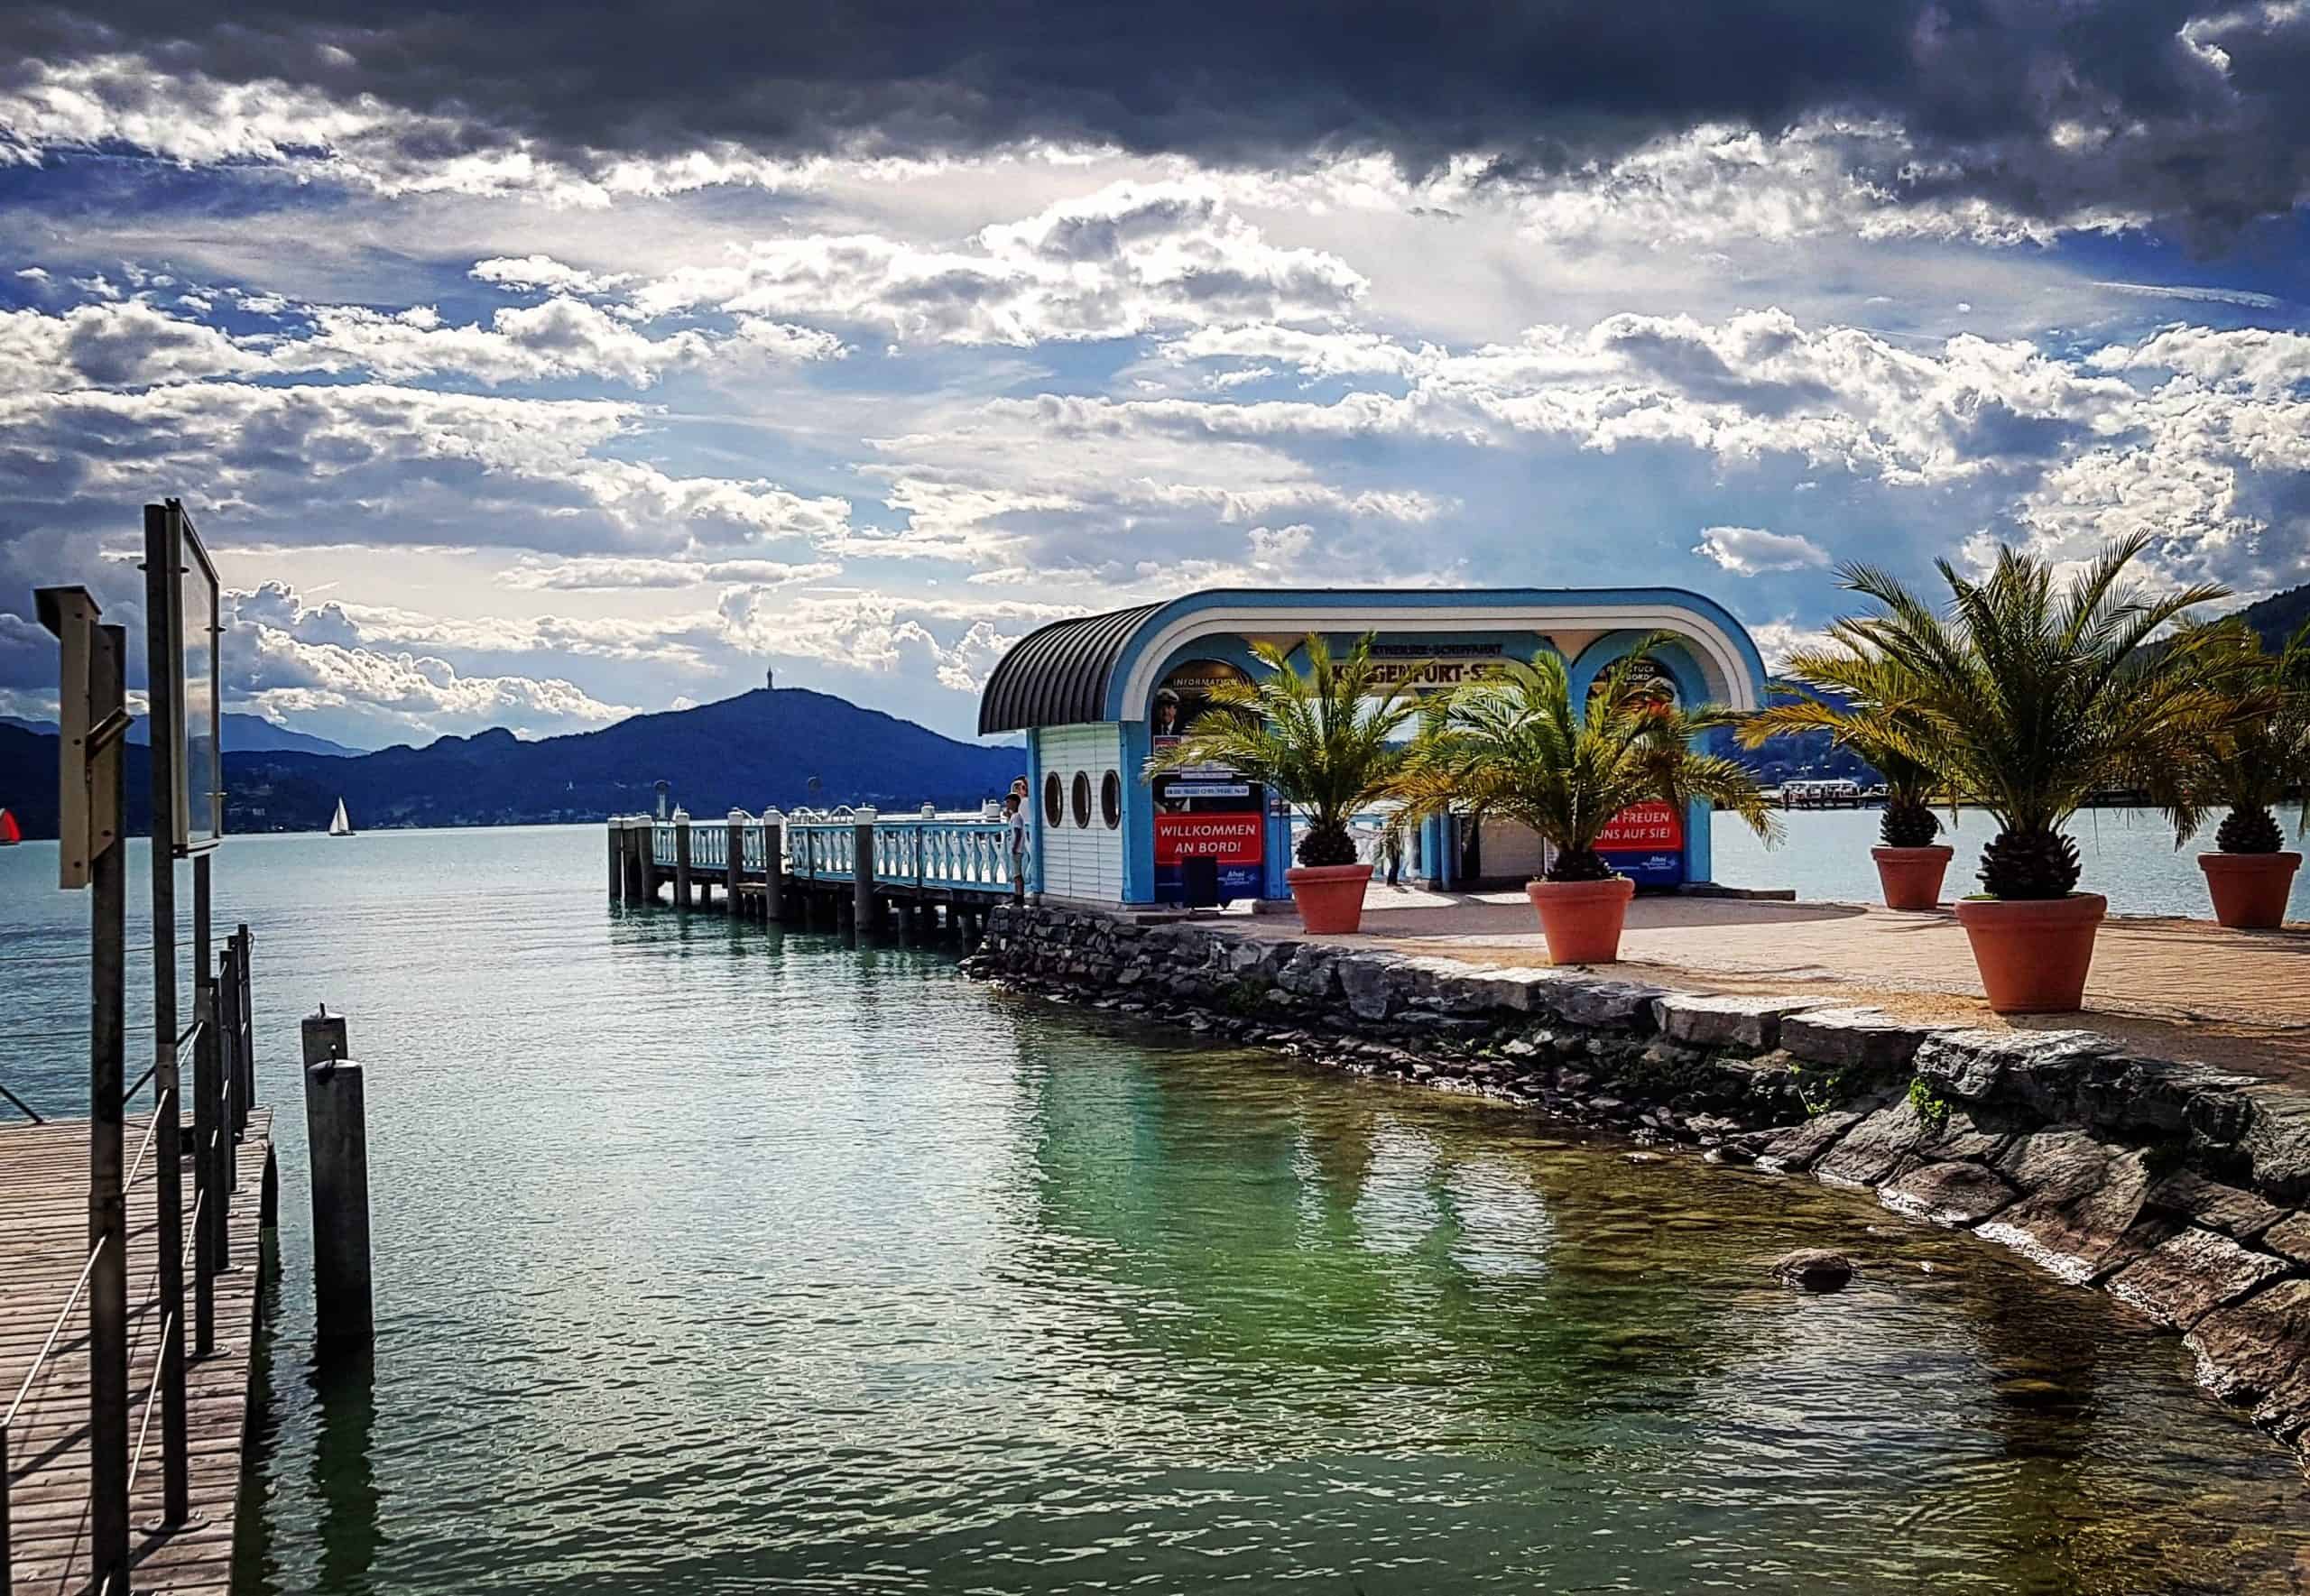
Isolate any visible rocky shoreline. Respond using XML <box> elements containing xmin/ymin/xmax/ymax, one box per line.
<box><xmin>963</xmin><ymin>902</ymin><xmax>2310</xmax><ymax>1464</ymax></box>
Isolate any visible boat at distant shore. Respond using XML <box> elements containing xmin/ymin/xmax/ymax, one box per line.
<box><xmin>0</xmin><ymin>808</ymin><xmax>18</xmax><ymax>845</ymax></box>
<box><xmin>328</xmin><ymin>798</ymin><xmax>355</xmax><ymax>838</ymax></box>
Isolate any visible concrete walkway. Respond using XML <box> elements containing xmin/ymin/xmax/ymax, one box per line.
<box><xmin>1238</xmin><ymin>885</ymin><xmax>2310</xmax><ymax>1086</ymax></box>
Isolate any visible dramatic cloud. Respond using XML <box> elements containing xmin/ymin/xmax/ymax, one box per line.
<box><xmin>626</xmin><ymin>180</ymin><xmax>1365</xmax><ymax>346</ymax></box>
<box><xmin>9</xmin><ymin>3</ymin><xmax>2310</xmax><ymax>233</ymax></box>
<box><xmin>1694</xmin><ymin>525</ymin><xmax>1834</xmax><ymax>575</ymax></box>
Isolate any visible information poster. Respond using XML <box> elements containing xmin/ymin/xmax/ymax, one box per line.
<box><xmin>1151</xmin><ymin>658</ymin><xmax>1263</xmax><ymax>902</ymax></box>
<box><xmin>1594</xmin><ymin>799</ymin><xmax>1686</xmax><ymax>887</ymax></box>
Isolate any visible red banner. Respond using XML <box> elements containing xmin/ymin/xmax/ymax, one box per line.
<box><xmin>1155</xmin><ymin>812</ymin><xmax>1264</xmax><ymax>866</ymax></box>
<box><xmin>1595</xmin><ymin>799</ymin><xmax>1684</xmax><ymax>852</ymax></box>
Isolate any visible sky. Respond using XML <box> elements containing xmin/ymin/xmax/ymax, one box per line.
<box><xmin>2</xmin><ymin>0</ymin><xmax>2308</xmax><ymax>748</ymax></box>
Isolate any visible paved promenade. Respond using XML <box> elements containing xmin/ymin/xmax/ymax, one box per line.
<box><xmin>1248</xmin><ymin>886</ymin><xmax>2310</xmax><ymax>1086</ymax></box>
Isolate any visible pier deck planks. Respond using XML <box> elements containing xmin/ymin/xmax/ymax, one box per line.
<box><xmin>2</xmin><ymin>1109</ymin><xmax>273</xmax><ymax>1596</ymax></box>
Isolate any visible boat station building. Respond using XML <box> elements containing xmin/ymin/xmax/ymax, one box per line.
<box><xmin>977</xmin><ymin>587</ymin><xmax>1768</xmax><ymax>909</ymax></box>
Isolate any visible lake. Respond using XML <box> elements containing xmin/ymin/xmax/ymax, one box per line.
<box><xmin>1712</xmin><ymin>805</ymin><xmax>2310</xmax><ymax>918</ymax></box>
<box><xmin>4</xmin><ymin>826</ymin><xmax>2307</xmax><ymax>1593</ymax></box>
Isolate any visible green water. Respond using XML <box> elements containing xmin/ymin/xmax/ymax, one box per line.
<box><xmin>4</xmin><ymin>826</ymin><xmax>2306</xmax><ymax>1592</ymax></box>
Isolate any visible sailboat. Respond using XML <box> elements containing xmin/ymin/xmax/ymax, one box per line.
<box><xmin>0</xmin><ymin>808</ymin><xmax>19</xmax><ymax>846</ymax></box>
<box><xmin>328</xmin><ymin>798</ymin><xmax>355</xmax><ymax>838</ymax></box>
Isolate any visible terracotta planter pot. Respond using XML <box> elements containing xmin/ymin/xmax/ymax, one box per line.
<box><xmin>1286</xmin><ymin>863</ymin><xmax>1373</xmax><ymax>935</ymax></box>
<box><xmin>1871</xmin><ymin>845</ymin><xmax>1954</xmax><ymax>911</ymax></box>
<box><xmin>1953</xmin><ymin>893</ymin><xmax>2106</xmax><ymax>1015</ymax></box>
<box><xmin>1526</xmin><ymin>875</ymin><xmax>1636</xmax><ymax>965</ymax></box>
<box><xmin>2199</xmin><ymin>852</ymin><xmax>2301</xmax><ymax>931</ymax></box>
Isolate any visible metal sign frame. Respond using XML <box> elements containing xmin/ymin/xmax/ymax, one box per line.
<box><xmin>146</xmin><ymin>499</ymin><xmax>226</xmax><ymax>855</ymax></box>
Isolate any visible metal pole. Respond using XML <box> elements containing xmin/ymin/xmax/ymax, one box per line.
<box><xmin>143</xmin><ymin>505</ymin><xmax>192</xmax><ymax>1524</ymax></box>
<box><xmin>88</xmin><ymin>621</ymin><xmax>130</xmax><ymax>1592</ymax></box>
<box><xmin>215</xmin><ymin>937</ymin><xmax>238</xmax><ymax>1265</ymax></box>
<box><xmin>234</xmin><ymin>924</ymin><xmax>254</xmax><ymax>1129</ymax></box>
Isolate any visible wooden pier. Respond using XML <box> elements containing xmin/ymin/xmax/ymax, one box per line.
<box><xmin>1</xmin><ymin>1112</ymin><xmax>275</xmax><ymax>1596</ymax></box>
<box><xmin>610</xmin><ymin>810</ymin><xmax>1014</xmax><ymax>940</ymax></box>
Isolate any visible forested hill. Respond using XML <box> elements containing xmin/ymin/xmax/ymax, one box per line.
<box><xmin>0</xmin><ymin>687</ymin><xmax>1025</xmax><ymax>837</ymax></box>
<box><xmin>2240</xmin><ymin>582</ymin><xmax>2310</xmax><ymax>647</ymax></box>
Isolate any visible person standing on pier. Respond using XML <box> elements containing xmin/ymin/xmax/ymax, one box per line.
<box><xmin>1003</xmin><ymin>790</ymin><xmax>1030</xmax><ymax>902</ymax></box>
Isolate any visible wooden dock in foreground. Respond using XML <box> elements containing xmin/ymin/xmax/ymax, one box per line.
<box><xmin>1</xmin><ymin>1111</ymin><xmax>275</xmax><ymax>1596</ymax></box>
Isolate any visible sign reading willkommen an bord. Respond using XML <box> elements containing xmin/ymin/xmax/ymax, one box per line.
<box><xmin>1150</xmin><ymin>659</ymin><xmax>1264</xmax><ymax>902</ymax></box>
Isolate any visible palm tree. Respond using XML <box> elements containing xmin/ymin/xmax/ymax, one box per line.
<box><xmin>1786</xmin><ymin>534</ymin><xmax>2230</xmax><ymax>899</ymax></box>
<box><xmin>1388</xmin><ymin>637</ymin><xmax>1778</xmax><ymax>881</ymax></box>
<box><xmin>1145</xmin><ymin>632</ymin><xmax>1426</xmax><ymax>866</ymax></box>
<box><xmin>2175</xmin><ymin>617</ymin><xmax>2310</xmax><ymax>854</ymax></box>
<box><xmin>1740</xmin><ymin>660</ymin><xmax>1948</xmax><ymax>849</ymax></box>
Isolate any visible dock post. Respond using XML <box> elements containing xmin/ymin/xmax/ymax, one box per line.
<box><xmin>674</xmin><ymin>811</ymin><xmax>693</xmax><ymax>911</ymax></box>
<box><xmin>853</xmin><ymin>820</ymin><xmax>877</xmax><ymax>938</ymax></box>
<box><xmin>302</xmin><ymin>1010</ymin><xmax>374</xmax><ymax>1352</ymax></box>
<box><xmin>763</xmin><ymin>821</ymin><xmax>785</xmax><ymax>923</ymax></box>
<box><xmin>725</xmin><ymin>810</ymin><xmax>744</xmax><ymax>915</ymax></box>
<box><xmin>88</xmin><ymin>620</ymin><xmax>130</xmax><ymax>1593</ymax></box>
<box><xmin>626</xmin><ymin>817</ymin><xmax>648</xmax><ymax>903</ymax></box>
<box><xmin>637</xmin><ymin>818</ymin><xmax>658</xmax><ymax>904</ymax></box>
<box><xmin>233</xmin><ymin>924</ymin><xmax>254</xmax><ymax>1133</ymax></box>
<box><xmin>608</xmin><ymin>820</ymin><xmax>624</xmax><ymax>903</ymax></box>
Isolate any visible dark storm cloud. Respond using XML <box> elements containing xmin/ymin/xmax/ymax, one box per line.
<box><xmin>7</xmin><ymin>0</ymin><xmax>2309</xmax><ymax>234</ymax></box>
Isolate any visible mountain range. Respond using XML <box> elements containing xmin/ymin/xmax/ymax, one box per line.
<box><xmin>0</xmin><ymin>712</ymin><xmax>360</xmax><ymax>758</ymax></box>
<box><xmin>0</xmin><ymin>687</ymin><xmax>1025</xmax><ymax>838</ymax></box>
<box><xmin>4</xmin><ymin>583</ymin><xmax>2302</xmax><ymax>837</ymax></box>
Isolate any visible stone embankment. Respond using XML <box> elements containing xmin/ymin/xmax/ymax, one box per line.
<box><xmin>964</xmin><ymin>903</ymin><xmax>2310</xmax><ymax>1462</ymax></box>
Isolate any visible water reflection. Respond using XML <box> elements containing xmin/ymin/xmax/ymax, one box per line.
<box><xmin>8</xmin><ymin>833</ymin><xmax>2298</xmax><ymax>1595</ymax></box>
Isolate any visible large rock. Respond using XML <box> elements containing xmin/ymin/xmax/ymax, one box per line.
<box><xmin>1755</xmin><ymin>1112</ymin><xmax>1862</xmax><ymax>1175</ymax></box>
<box><xmin>1780</xmin><ymin>1007</ymin><xmax>1934</xmax><ymax>1074</ymax></box>
<box><xmin>2145</xmin><ymin>1171</ymin><xmax>2284</xmax><ymax>1241</ymax></box>
<box><xmin>1650</xmin><ymin>993</ymin><xmax>1818</xmax><ymax>1053</ymax></box>
<box><xmin>1447</xmin><ymin>966</ymin><xmax>1561</xmax><ymax>1016</ymax></box>
<box><xmin>1276</xmin><ymin>945</ymin><xmax>1341</xmax><ymax>998</ymax></box>
<box><xmin>1770</xmin><ymin>1249</ymin><xmax>1855</xmax><ymax>1291</ymax></box>
<box><xmin>1910</xmin><ymin>1028</ymin><xmax>2118</xmax><ymax>1111</ymax></box>
<box><xmin>2240</xmin><ymin>1088</ymin><xmax>2310</xmax><ymax>1205</ymax></box>
<box><xmin>1877</xmin><ymin>1158</ymin><xmax>2017</xmax><ymax>1227</ymax></box>
<box><xmin>1334</xmin><ymin>955</ymin><xmax>1401</xmax><ymax>1020</ymax></box>
<box><xmin>1813</xmin><ymin>1096</ymin><xmax>2010</xmax><ymax>1189</ymax></box>
<box><xmin>2105</xmin><ymin>1226</ymin><xmax>2295</xmax><ymax>1330</ymax></box>
<box><xmin>1542</xmin><ymin>976</ymin><xmax>1668</xmax><ymax>1031</ymax></box>
<box><xmin>2185</xmin><ymin>1278</ymin><xmax>2310</xmax><ymax>1444</ymax></box>
<box><xmin>2260</xmin><ymin>1212</ymin><xmax>2310</xmax><ymax>1265</ymax></box>
<box><xmin>1975</xmin><ymin>1130</ymin><xmax>2152</xmax><ymax>1283</ymax></box>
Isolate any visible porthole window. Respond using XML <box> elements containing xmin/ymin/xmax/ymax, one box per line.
<box><xmin>1071</xmin><ymin>770</ymin><xmax>1093</xmax><ymax>828</ymax></box>
<box><xmin>1042</xmin><ymin>771</ymin><xmax>1064</xmax><ymax>826</ymax></box>
<box><xmin>1100</xmin><ymin>770</ymin><xmax>1123</xmax><ymax>829</ymax></box>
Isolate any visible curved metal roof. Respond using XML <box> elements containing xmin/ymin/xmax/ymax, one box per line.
<box><xmin>978</xmin><ymin>603</ymin><xmax>1161</xmax><ymax>733</ymax></box>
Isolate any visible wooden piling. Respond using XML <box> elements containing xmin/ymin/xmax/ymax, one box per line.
<box><xmin>674</xmin><ymin>813</ymin><xmax>693</xmax><ymax>911</ymax></box>
<box><xmin>301</xmin><ymin>1010</ymin><xmax>374</xmax><ymax>1352</ymax></box>
<box><xmin>87</xmin><ymin>620</ymin><xmax>130</xmax><ymax>1592</ymax></box>
<box><xmin>608</xmin><ymin>821</ymin><xmax>623</xmax><ymax>902</ymax></box>
<box><xmin>725</xmin><ymin>812</ymin><xmax>744</xmax><ymax>915</ymax></box>
<box><xmin>762</xmin><ymin>822</ymin><xmax>785</xmax><ymax>923</ymax></box>
<box><xmin>853</xmin><ymin>821</ymin><xmax>876</xmax><ymax>936</ymax></box>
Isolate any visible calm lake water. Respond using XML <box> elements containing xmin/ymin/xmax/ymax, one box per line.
<box><xmin>5</xmin><ymin>825</ymin><xmax>2310</xmax><ymax>1593</ymax></box>
<box><xmin>1713</xmin><ymin>805</ymin><xmax>2310</xmax><ymax>918</ymax></box>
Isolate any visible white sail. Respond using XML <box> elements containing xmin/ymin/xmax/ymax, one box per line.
<box><xmin>329</xmin><ymin>798</ymin><xmax>353</xmax><ymax>837</ymax></box>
